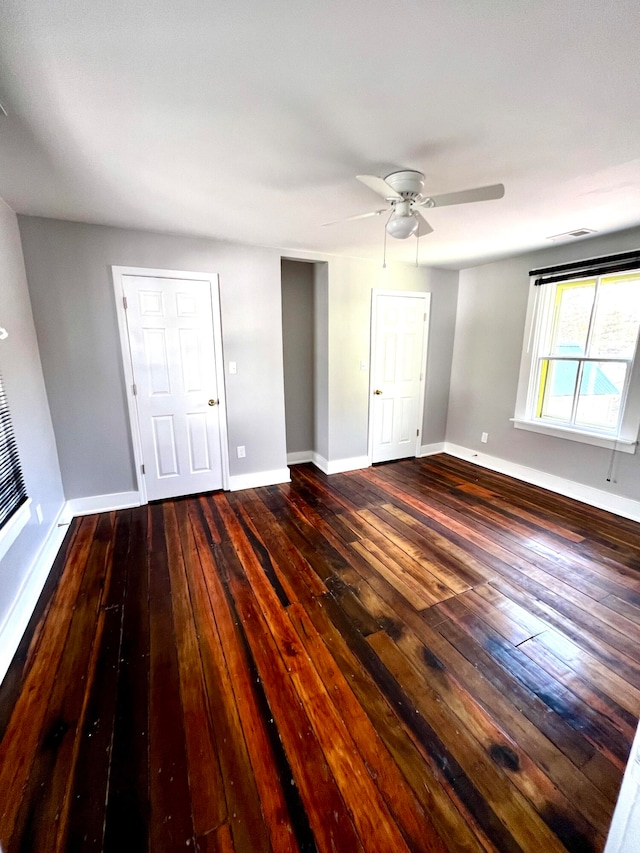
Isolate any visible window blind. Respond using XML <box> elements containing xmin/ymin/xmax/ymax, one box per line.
<box><xmin>530</xmin><ymin>249</ymin><xmax>640</xmax><ymax>286</ymax></box>
<box><xmin>0</xmin><ymin>372</ymin><xmax>27</xmax><ymax>529</ymax></box>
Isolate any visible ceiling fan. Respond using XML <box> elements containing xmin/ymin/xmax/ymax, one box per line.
<box><xmin>324</xmin><ymin>170</ymin><xmax>505</xmax><ymax>239</ymax></box>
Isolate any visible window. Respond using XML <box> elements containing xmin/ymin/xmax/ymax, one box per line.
<box><xmin>0</xmin><ymin>371</ymin><xmax>30</xmax><ymax>560</ymax></box>
<box><xmin>514</xmin><ymin>253</ymin><xmax>640</xmax><ymax>453</ymax></box>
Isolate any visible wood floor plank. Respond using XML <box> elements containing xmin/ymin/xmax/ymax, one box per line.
<box><xmin>369</xmin><ymin>629</ymin><xmax>575</xmax><ymax>853</ymax></box>
<box><xmin>182</xmin><ymin>507</ymin><xmax>272</xmax><ymax>853</ymax></box>
<box><xmin>287</xmin><ymin>600</ymin><xmax>448</xmax><ymax>853</ymax></box>
<box><xmin>164</xmin><ymin>502</ymin><xmax>226</xmax><ymax>837</ymax></box>
<box><xmin>0</xmin><ymin>515</ymin><xmax>98</xmax><ymax>845</ymax></box>
<box><xmin>392</xmin><ymin>626</ymin><xmax>606</xmax><ymax>852</ymax></box>
<box><xmin>215</xmin><ymin>493</ymin><xmax>410</xmax><ymax>853</ymax></box>
<box><xmin>219</xmin><ymin>538</ymin><xmax>367</xmax><ymax>853</ymax></box>
<box><xmin>11</xmin><ymin>512</ymin><xmax>116</xmax><ymax>852</ymax></box>
<box><xmin>0</xmin><ymin>518</ymin><xmax>80</xmax><ymax>742</ymax></box>
<box><xmin>65</xmin><ymin>510</ymin><xmax>132</xmax><ymax>853</ymax></box>
<box><xmin>2</xmin><ymin>454</ymin><xmax>638</xmax><ymax>853</ymax></box>
<box><xmin>147</xmin><ymin>503</ymin><xmax>195</xmax><ymax>851</ymax></box>
<box><xmin>103</xmin><ymin>505</ymin><xmax>150</xmax><ymax>853</ymax></box>
<box><xmin>187</xmin><ymin>498</ymin><xmax>302</xmax><ymax>853</ymax></box>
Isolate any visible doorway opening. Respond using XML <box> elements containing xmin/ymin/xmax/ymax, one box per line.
<box><xmin>280</xmin><ymin>259</ymin><xmax>328</xmax><ymax>468</ymax></box>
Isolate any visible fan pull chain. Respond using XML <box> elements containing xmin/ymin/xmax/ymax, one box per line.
<box><xmin>382</xmin><ymin>210</ymin><xmax>394</xmax><ymax>269</ymax></box>
<box><xmin>415</xmin><ymin>232</ymin><xmax>420</xmax><ymax>267</ymax></box>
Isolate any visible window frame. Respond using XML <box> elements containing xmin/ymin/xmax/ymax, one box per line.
<box><xmin>513</xmin><ymin>270</ymin><xmax>640</xmax><ymax>454</ymax></box>
<box><xmin>0</xmin><ymin>370</ymin><xmax>31</xmax><ymax>560</ymax></box>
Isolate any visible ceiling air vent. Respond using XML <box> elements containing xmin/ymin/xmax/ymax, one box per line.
<box><xmin>547</xmin><ymin>228</ymin><xmax>597</xmax><ymax>241</ymax></box>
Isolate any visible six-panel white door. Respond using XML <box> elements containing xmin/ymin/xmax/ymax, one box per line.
<box><xmin>370</xmin><ymin>293</ymin><xmax>430</xmax><ymax>463</ymax></box>
<box><xmin>123</xmin><ymin>275</ymin><xmax>224</xmax><ymax>501</ymax></box>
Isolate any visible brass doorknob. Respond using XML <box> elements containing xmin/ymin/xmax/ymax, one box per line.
<box><xmin>374</xmin><ymin>389</ymin><xmax>383</xmax><ymax>395</ymax></box>
<box><xmin>208</xmin><ymin>399</ymin><xmax>219</xmax><ymax>406</ymax></box>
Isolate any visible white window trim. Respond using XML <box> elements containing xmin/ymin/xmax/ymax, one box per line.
<box><xmin>0</xmin><ymin>498</ymin><xmax>32</xmax><ymax>562</ymax></box>
<box><xmin>513</xmin><ymin>275</ymin><xmax>640</xmax><ymax>455</ymax></box>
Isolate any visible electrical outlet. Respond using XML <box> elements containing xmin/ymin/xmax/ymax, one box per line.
<box><xmin>359</xmin><ymin>359</ymin><xmax>368</xmax><ymax>371</ymax></box>
<box><xmin>237</xmin><ymin>445</ymin><xmax>246</xmax><ymax>458</ymax></box>
<box><xmin>481</xmin><ymin>432</ymin><xmax>488</xmax><ymax>444</ymax></box>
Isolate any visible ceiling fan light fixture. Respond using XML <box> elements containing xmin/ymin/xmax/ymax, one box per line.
<box><xmin>386</xmin><ymin>213</ymin><xmax>419</xmax><ymax>240</ymax></box>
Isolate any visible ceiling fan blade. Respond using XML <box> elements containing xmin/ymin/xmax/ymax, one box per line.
<box><xmin>419</xmin><ymin>183</ymin><xmax>505</xmax><ymax>208</ymax></box>
<box><xmin>322</xmin><ymin>208</ymin><xmax>387</xmax><ymax>226</ymax></box>
<box><xmin>356</xmin><ymin>174</ymin><xmax>403</xmax><ymax>200</ymax></box>
<box><xmin>415</xmin><ymin>211</ymin><xmax>434</xmax><ymax>236</ymax></box>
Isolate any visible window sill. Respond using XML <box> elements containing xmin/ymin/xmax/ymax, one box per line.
<box><xmin>511</xmin><ymin>419</ymin><xmax>637</xmax><ymax>454</ymax></box>
<box><xmin>0</xmin><ymin>498</ymin><xmax>32</xmax><ymax>562</ymax></box>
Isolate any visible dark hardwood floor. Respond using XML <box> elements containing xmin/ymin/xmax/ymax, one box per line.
<box><xmin>1</xmin><ymin>454</ymin><xmax>640</xmax><ymax>852</ymax></box>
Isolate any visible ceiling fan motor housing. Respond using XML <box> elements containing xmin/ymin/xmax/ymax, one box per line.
<box><xmin>384</xmin><ymin>170</ymin><xmax>425</xmax><ymax>198</ymax></box>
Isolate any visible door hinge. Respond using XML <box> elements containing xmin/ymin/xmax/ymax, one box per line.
<box><xmin>416</xmin><ymin>429</ymin><xmax>420</xmax><ymax>436</ymax></box>
<box><xmin>424</xmin><ymin>312</ymin><xmax>427</xmax><ymax>321</ymax></box>
<box><xmin>132</xmin><ymin>383</ymin><xmax>137</xmax><ymax>396</ymax></box>
<box><xmin>123</xmin><ymin>296</ymin><xmax>128</xmax><ymax>309</ymax></box>
<box><xmin>141</xmin><ymin>463</ymin><xmax>145</xmax><ymax>475</ymax></box>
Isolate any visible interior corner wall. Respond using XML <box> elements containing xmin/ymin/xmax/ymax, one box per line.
<box><xmin>447</xmin><ymin>224</ymin><xmax>640</xmax><ymax>502</ymax></box>
<box><xmin>281</xmin><ymin>260</ymin><xmax>315</xmax><ymax>455</ymax></box>
<box><xmin>325</xmin><ymin>257</ymin><xmax>458</xmax><ymax>463</ymax></box>
<box><xmin>313</xmin><ymin>261</ymin><xmax>329</xmax><ymax>461</ymax></box>
<box><xmin>0</xmin><ymin>201</ymin><xmax>65</xmax><ymax>661</ymax></box>
<box><xmin>18</xmin><ymin>216</ymin><xmax>288</xmax><ymax>500</ymax></box>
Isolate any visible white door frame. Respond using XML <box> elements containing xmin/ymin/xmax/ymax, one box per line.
<box><xmin>367</xmin><ymin>289</ymin><xmax>431</xmax><ymax>463</ymax></box>
<box><xmin>111</xmin><ymin>265</ymin><xmax>230</xmax><ymax>504</ymax></box>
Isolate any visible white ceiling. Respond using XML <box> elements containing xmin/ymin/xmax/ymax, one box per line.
<box><xmin>1</xmin><ymin>0</ymin><xmax>640</xmax><ymax>268</ymax></box>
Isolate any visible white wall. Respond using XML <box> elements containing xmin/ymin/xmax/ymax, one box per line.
<box><xmin>605</xmin><ymin>720</ymin><xmax>640</xmax><ymax>853</ymax></box>
<box><xmin>448</xmin><ymin>226</ymin><xmax>640</xmax><ymax>502</ymax></box>
<box><xmin>18</xmin><ymin>216</ymin><xmax>289</xmax><ymax>500</ymax></box>
<box><xmin>0</xmin><ymin>201</ymin><xmax>65</xmax><ymax>681</ymax></box>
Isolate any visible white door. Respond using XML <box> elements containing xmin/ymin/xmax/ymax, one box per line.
<box><xmin>121</xmin><ymin>273</ymin><xmax>226</xmax><ymax>501</ymax></box>
<box><xmin>369</xmin><ymin>292</ymin><xmax>430</xmax><ymax>463</ymax></box>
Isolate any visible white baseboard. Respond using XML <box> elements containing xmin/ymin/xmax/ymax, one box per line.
<box><xmin>65</xmin><ymin>490</ymin><xmax>141</xmax><ymax>517</ymax></box>
<box><xmin>444</xmin><ymin>442</ymin><xmax>640</xmax><ymax>523</ymax></box>
<box><xmin>310</xmin><ymin>453</ymin><xmax>370</xmax><ymax>475</ymax></box>
<box><xmin>0</xmin><ymin>502</ymin><xmax>71</xmax><ymax>686</ymax></box>
<box><xmin>228</xmin><ymin>467</ymin><xmax>291</xmax><ymax>492</ymax></box>
<box><xmin>287</xmin><ymin>451</ymin><xmax>314</xmax><ymax>465</ymax></box>
<box><xmin>418</xmin><ymin>442</ymin><xmax>445</xmax><ymax>457</ymax></box>
<box><xmin>310</xmin><ymin>452</ymin><xmax>330</xmax><ymax>474</ymax></box>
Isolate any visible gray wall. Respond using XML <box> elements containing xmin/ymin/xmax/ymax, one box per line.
<box><xmin>281</xmin><ymin>260</ymin><xmax>314</xmax><ymax>454</ymax></box>
<box><xmin>18</xmin><ymin>216</ymin><xmax>288</xmax><ymax>499</ymax></box>
<box><xmin>0</xmin><ymin>202</ymin><xmax>65</xmax><ymax>633</ymax></box>
<box><xmin>324</xmin><ymin>257</ymin><xmax>458</xmax><ymax>461</ymax></box>
<box><xmin>313</xmin><ymin>262</ymin><xmax>330</xmax><ymax>460</ymax></box>
<box><xmin>448</xmin><ymin>225</ymin><xmax>640</xmax><ymax>501</ymax></box>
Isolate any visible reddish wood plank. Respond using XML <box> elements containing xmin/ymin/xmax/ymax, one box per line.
<box><xmin>11</xmin><ymin>512</ymin><xmax>116</xmax><ymax>852</ymax></box>
<box><xmin>103</xmin><ymin>506</ymin><xmax>151</xmax><ymax>852</ymax></box>
<box><xmin>147</xmin><ymin>503</ymin><xmax>195</xmax><ymax>851</ymax></box>
<box><xmin>185</xmin><ymin>499</ymin><xmax>298</xmax><ymax>852</ymax></box>
<box><xmin>164</xmin><ymin>502</ymin><xmax>227</xmax><ymax>837</ymax></box>
<box><xmin>3</xmin><ymin>454</ymin><xmax>640</xmax><ymax>853</ymax></box>
<box><xmin>0</xmin><ymin>515</ymin><xmax>99</xmax><ymax>844</ymax></box>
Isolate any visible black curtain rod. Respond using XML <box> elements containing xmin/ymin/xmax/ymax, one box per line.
<box><xmin>531</xmin><ymin>248</ymin><xmax>640</xmax><ymax>285</ymax></box>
